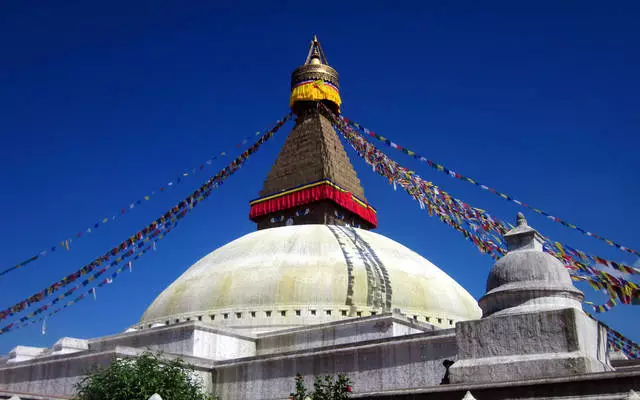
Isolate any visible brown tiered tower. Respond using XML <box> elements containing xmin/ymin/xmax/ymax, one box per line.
<box><xmin>249</xmin><ymin>36</ymin><xmax>376</xmax><ymax>230</ymax></box>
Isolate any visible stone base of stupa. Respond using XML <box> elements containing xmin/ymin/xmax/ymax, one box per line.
<box><xmin>449</xmin><ymin>307</ymin><xmax>613</xmax><ymax>384</ymax></box>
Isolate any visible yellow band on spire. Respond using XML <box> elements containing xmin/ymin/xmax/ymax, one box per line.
<box><xmin>290</xmin><ymin>80</ymin><xmax>342</xmax><ymax>110</ymax></box>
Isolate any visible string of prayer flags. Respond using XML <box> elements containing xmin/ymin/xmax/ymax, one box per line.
<box><xmin>0</xmin><ymin>198</ymin><xmax>191</xmax><ymax>322</ymax></box>
<box><xmin>0</xmin><ymin>113</ymin><xmax>291</xmax><ymax>335</ymax></box>
<box><xmin>0</xmin><ymin>215</ymin><xmax>182</xmax><ymax>323</ymax></box>
<box><xmin>341</xmin><ymin>115</ymin><xmax>640</xmax><ymax>258</ymax></box>
<box><xmin>0</xmin><ymin>237</ymin><xmax>158</xmax><ymax>335</ymax></box>
<box><xmin>21</xmin><ymin>220</ymin><xmax>174</xmax><ymax>318</ymax></box>
<box><xmin>332</xmin><ymin>108</ymin><xmax>639</xmax><ymax>302</ymax></box>
<box><xmin>0</xmin><ymin>116</ymin><xmax>291</xmax><ymax>279</ymax></box>
<box><xmin>324</xmin><ymin>105</ymin><xmax>638</xmax><ymax>312</ymax></box>
<box><xmin>0</xmin><ymin>113</ymin><xmax>292</xmax><ymax>330</ymax></box>
<box><xmin>585</xmin><ymin>299</ymin><xmax>616</xmax><ymax>313</ymax></box>
<box><xmin>331</xmin><ymin>109</ymin><xmax>511</xmax><ymax>260</ymax></box>
<box><xmin>0</xmin><ymin>209</ymin><xmax>182</xmax><ymax>335</ymax></box>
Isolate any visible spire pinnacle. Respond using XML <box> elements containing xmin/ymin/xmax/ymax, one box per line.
<box><xmin>516</xmin><ymin>212</ymin><xmax>527</xmax><ymax>227</ymax></box>
<box><xmin>304</xmin><ymin>35</ymin><xmax>329</xmax><ymax>65</ymax></box>
<box><xmin>505</xmin><ymin>212</ymin><xmax>543</xmax><ymax>252</ymax></box>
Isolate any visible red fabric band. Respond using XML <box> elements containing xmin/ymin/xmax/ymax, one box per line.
<box><xmin>249</xmin><ymin>182</ymin><xmax>377</xmax><ymax>228</ymax></box>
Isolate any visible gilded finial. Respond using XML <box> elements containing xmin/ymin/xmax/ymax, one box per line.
<box><xmin>304</xmin><ymin>35</ymin><xmax>329</xmax><ymax>65</ymax></box>
<box><xmin>290</xmin><ymin>36</ymin><xmax>341</xmax><ymax>114</ymax></box>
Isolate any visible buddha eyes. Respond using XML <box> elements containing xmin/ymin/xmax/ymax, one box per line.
<box><xmin>269</xmin><ymin>208</ymin><xmax>361</xmax><ymax>227</ymax></box>
<box><xmin>269</xmin><ymin>208</ymin><xmax>312</xmax><ymax>225</ymax></box>
<box><xmin>296</xmin><ymin>208</ymin><xmax>310</xmax><ymax>217</ymax></box>
<box><xmin>332</xmin><ymin>210</ymin><xmax>360</xmax><ymax>227</ymax></box>
<box><xmin>270</xmin><ymin>215</ymin><xmax>285</xmax><ymax>223</ymax></box>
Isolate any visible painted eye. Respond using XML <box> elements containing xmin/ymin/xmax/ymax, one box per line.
<box><xmin>334</xmin><ymin>210</ymin><xmax>345</xmax><ymax>220</ymax></box>
<box><xmin>270</xmin><ymin>215</ymin><xmax>285</xmax><ymax>223</ymax></box>
<box><xmin>353</xmin><ymin>222</ymin><xmax>361</xmax><ymax>228</ymax></box>
<box><xmin>296</xmin><ymin>208</ymin><xmax>311</xmax><ymax>217</ymax></box>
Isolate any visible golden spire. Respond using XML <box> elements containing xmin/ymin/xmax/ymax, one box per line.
<box><xmin>250</xmin><ymin>35</ymin><xmax>374</xmax><ymax>231</ymax></box>
<box><xmin>290</xmin><ymin>36</ymin><xmax>341</xmax><ymax>114</ymax></box>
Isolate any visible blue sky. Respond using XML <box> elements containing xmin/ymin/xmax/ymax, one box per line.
<box><xmin>0</xmin><ymin>1</ymin><xmax>638</xmax><ymax>353</ymax></box>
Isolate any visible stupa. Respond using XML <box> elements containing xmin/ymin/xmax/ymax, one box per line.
<box><xmin>139</xmin><ymin>35</ymin><xmax>481</xmax><ymax>333</ymax></box>
<box><xmin>0</xmin><ymin>37</ymin><xmax>638</xmax><ymax>400</ymax></box>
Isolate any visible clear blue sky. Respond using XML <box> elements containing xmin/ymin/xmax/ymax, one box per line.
<box><xmin>0</xmin><ymin>1</ymin><xmax>638</xmax><ymax>353</ymax></box>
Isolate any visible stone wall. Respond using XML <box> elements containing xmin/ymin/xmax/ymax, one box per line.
<box><xmin>256</xmin><ymin>314</ymin><xmax>434</xmax><ymax>356</ymax></box>
<box><xmin>351</xmin><ymin>370</ymin><xmax>640</xmax><ymax>400</ymax></box>
<box><xmin>89</xmin><ymin>322</ymin><xmax>256</xmax><ymax>361</ymax></box>
<box><xmin>193</xmin><ymin>329</ymin><xmax>256</xmax><ymax>361</ymax></box>
<box><xmin>0</xmin><ymin>347</ymin><xmax>214</xmax><ymax>399</ymax></box>
<box><xmin>214</xmin><ymin>332</ymin><xmax>457</xmax><ymax>400</ymax></box>
<box><xmin>88</xmin><ymin>325</ymin><xmax>195</xmax><ymax>355</ymax></box>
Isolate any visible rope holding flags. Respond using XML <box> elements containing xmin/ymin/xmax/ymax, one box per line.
<box><xmin>0</xmin><ymin>226</ymin><xmax>173</xmax><ymax>336</ymax></box>
<box><xmin>0</xmin><ymin>122</ymin><xmax>287</xmax><ymax>279</ymax></box>
<box><xmin>0</xmin><ymin>113</ymin><xmax>292</xmax><ymax>335</ymax></box>
<box><xmin>323</xmin><ymin>105</ymin><xmax>639</xmax><ymax>314</ymax></box>
<box><xmin>341</xmin><ymin>115</ymin><xmax>640</xmax><ymax>259</ymax></box>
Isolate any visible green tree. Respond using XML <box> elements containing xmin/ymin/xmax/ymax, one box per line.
<box><xmin>74</xmin><ymin>351</ymin><xmax>217</xmax><ymax>400</ymax></box>
<box><xmin>290</xmin><ymin>374</ymin><xmax>352</xmax><ymax>400</ymax></box>
<box><xmin>331</xmin><ymin>375</ymin><xmax>352</xmax><ymax>400</ymax></box>
<box><xmin>290</xmin><ymin>373</ymin><xmax>309</xmax><ymax>400</ymax></box>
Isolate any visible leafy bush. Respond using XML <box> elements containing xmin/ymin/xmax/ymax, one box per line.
<box><xmin>74</xmin><ymin>351</ymin><xmax>217</xmax><ymax>400</ymax></box>
<box><xmin>290</xmin><ymin>374</ymin><xmax>352</xmax><ymax>400</ymax></box>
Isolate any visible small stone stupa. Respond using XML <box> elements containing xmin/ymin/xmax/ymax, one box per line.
<box><xmin>450</xmin><ymin>213</ymin><xmax>612</xmax><ymax>383</ymax></box>
<box><xmin>480</xmin><ymin>212</ymin><xmax>584</xmax><ymax>317</ymax></box>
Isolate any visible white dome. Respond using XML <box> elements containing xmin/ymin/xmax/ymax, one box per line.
<box><xmin>139</xmin><ymin>225</ymin><xmax>481</xmax><ymax>333</ymax></box>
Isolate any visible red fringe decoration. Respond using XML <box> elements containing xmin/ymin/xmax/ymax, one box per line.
<box><xmin>249</xmin><ymin>181</ymin><xmax>377</xmax><ymax>228</ymax></box>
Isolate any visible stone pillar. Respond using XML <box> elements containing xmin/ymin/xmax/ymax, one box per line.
<box><xmin>7</xmin><ymin>346</ymin><xmax>47</xmax><ymax>364</ymax></box>
<box><xmin>51</xmin><ymin>337</ymin><xmax>89</xmax><ymax>355</ymax></box>
<box><xmin>449</xmin><ymin>213</ymin><xmax>612</xmax><ymax>384</ymax></box>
